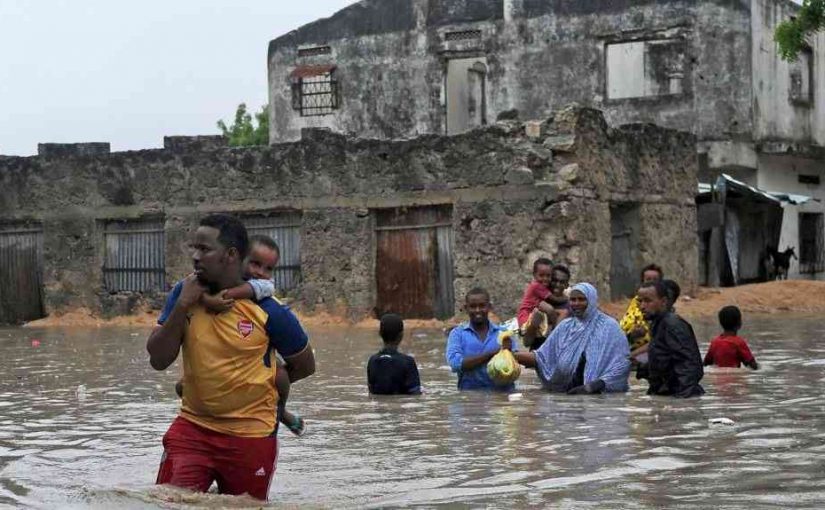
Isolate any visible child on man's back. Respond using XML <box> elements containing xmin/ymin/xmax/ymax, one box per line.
<box><xmin>704</xmin><ymin>305</ymin><xmax>759</xmax><ymax>370</ymax></box>
<box><xmin>367</xmin><ymin>313</ymin><xmax>421</xmax><ymax>395</ymax></box>
<box><xmin>179</xmin><ymin>235</ymin><xmax>306</xmax><ymax>435</ymax></box>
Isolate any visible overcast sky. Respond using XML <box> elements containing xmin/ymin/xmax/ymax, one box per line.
<box><xmin>0</xmin><ymin>1</ymin><xmax>358</xmax><ymax>156</ymax></box>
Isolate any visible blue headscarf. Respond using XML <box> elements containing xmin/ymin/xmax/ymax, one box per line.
<box><xmin>535</xmin><ymin>283</ymin><xmax>630</xmax><ymax>392</ymax></box>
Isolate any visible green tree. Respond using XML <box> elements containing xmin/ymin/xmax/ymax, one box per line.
<box><xmin>775</xmin><ymin>0</ymin><xmax>825</xmax><ymax>61</ymax></box>
<box><xmin>217</xmin><ymin>103</ymin><xmax>269</xmax><ymax>146</ymax></box>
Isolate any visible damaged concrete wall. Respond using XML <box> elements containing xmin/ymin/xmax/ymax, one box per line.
<box><xmin>268</xmin><ymin>0</ymin><xmax>753</xmax><ymax>145</ymax></box>
<box><xmin>751</xmin><ymin>0</ymin><xmax>825</xmax><ymax>146</ymax></box>
<box><xmin>0</xmin><ymin>107</ymin><xmax>697</xmax><ymax>321</ymax></box>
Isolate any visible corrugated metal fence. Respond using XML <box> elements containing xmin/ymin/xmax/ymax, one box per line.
<box><xmin>103</xmin><ymin>219</ymin><xmax>166</xmax><ymax>292</ymax></box>
<box><xmin>243</xmin><ymin>214</ymin><xmax>302</xmax><ymax>293</ymax></box>
<box><xmin>0</xmin><ymin>227</ymin><xmax>44</xmax><ymax>324</ymax></box>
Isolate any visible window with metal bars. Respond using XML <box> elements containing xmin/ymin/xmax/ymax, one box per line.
<box><xmin>291</xmin><ymin>72</ymin><xmax>339</xmax><ymax>117</ymax></box>
<box><xmin>103</xmin><ymin>219</ymin><xmax>165</xmax><ymax>292</ymax></box>
<box><xmin>444</xmin><ymin>29</ymin><xmax>482</xmax><ymax>42</ymax></box>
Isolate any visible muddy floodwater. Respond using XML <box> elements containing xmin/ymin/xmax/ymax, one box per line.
<box><xmin>2</xmin><ymin>317</ymin><xmax>825</xmax><ymax>509</ymax></box>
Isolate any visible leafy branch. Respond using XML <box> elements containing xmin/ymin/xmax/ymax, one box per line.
<box><xmin>775</xmin><ymin>0</ymin><xmax>825</xmax><ymax>61</ymax></box>
<box><xmin>217</xmin><ymin>103</ymin><xmax>269</xmax><ymax>146</ymax></box>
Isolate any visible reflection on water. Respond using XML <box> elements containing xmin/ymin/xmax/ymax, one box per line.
<box><xmin>2</xmin><ymin>318</ymin><xmax>825</xmax><ymax>508</ymax></box>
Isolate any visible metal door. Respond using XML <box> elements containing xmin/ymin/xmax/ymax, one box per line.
<box><xmin>610</xmin><ymin>204</ymin><xmax>641</xmax><ymax>300</ymax></box>
<box><xmin>103</xmin><ymin>219</ymin><xmax>166</xmax><ymax>292</ymax></box>
<box><xmin>375</xmin><ymin>206</ymin><xmax>454</xmax><ymax>319</ymax></box>
<box><xmin>0</xmin><ymin>227</ymin><xmax>44</xmax><ymax>324</ymax></box>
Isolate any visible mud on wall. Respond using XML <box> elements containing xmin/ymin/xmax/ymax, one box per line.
<box><xmin>0</xmin><ymin>107</ymin><xmax>697</xmax><ymax>321</ymax></box>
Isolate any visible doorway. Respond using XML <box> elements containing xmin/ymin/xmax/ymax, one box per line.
<box><xmin>375</xmin><ymin>205</ymin><xmax>455</xmax><ymax>319</ymax></box>
<box><xmin>446</xmin><ymin>57</ymin><xmax>487</xmax><ymax>135</ymax></box>
<box><xmin>0</xmin><ymin>225</ymin><xmax>44</xmax><ymax>324</ymax></box>
<box><xmin>610</xmin><ymin>203</ymin><xmax>641</xmax><ymax>300</ymax></box>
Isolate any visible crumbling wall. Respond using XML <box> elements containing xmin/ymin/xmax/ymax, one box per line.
<box><xmin>0</xmin><ymin>107</ymin><xmax>697</xmax><ymax>321</ymax></box>
<box><xmin>268</xmin><ymin>0</ymin><xmax>753</xmax><ymax>145</ymax></box>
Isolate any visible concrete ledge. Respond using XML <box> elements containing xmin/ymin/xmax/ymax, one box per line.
<box><xmin>37</xmin><ymin>143</ymin><xmax>110</xmax><ymax>157</ymax></box>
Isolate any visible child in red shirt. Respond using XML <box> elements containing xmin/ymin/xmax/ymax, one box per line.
<box><xmin>704</xmin><ymin>305</ymin><xmax>759</xmax><ymax>369</ymax></box>
<box><xmin>516</xmin><ymin>258</ymin><xmax>570</xmax><ymax>350</ymax></box>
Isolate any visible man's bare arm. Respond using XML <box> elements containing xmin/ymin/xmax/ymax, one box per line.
<box><xmin>147</xmin><ymin>276</ymin><xmax>205</xmax><ymax>370</ymax></box>
<box><xmin>283</xmin><ymin>344</ymin><xmax>316</xmax><ymax>383</ymax></box>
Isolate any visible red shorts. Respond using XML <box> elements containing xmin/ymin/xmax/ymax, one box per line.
<box><xmin>156</xmin><ymin>416</ymin><xmax>278</xmax><ymax>501</ymax></box>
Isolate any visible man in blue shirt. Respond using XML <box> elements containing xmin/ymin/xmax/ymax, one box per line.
<box><xmin>446</xmin><ymin>287</ymin><xmax>516</xmax><ymax>391</ymax></box>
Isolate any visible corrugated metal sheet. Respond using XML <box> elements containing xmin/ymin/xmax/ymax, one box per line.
<box><xmin>243</xmin><ymin>213</ymin><xmax>302</xmax><ymax>293</ymax></box>
<box><xmin>103</xmin><ymin>220</ymin><xmax>165</xmax><ymax>292</ymax></box>
<box><xmin>434</xmin><ymin>225</ymin><xmax>455</xmax><ymax>318</ymax></box>
<box><xmin>0</xmin><ymin>227</ymin><xmax>44</xmax><ymax>324</ymax></box>
<box><xmin>375</xmin><ymin>205</ymin><xmax>455</xmax><ymax>319</ymax></box>
<box><xmin>377</xmin><ymin>229</ymin><xmax>436</xmax><ymax>319</ymax></box>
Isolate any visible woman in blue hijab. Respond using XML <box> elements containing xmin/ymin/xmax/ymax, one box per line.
<box><xmin>508</xmin><ymin>283</ymin><xmax>630</xmax><ymax>394</ymax></box>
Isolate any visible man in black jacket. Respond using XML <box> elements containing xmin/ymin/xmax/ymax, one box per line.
<box><xmin>636</xmin><ymin>280</ymin><xmax>704</xmax><ymax>398</ymax></box>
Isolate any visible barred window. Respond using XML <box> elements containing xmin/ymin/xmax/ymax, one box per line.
<box><xmin>291</xmin><ymin>65</ymin><xmax>339</xmax><ymax>117</ymax></box>
<box><xmin>103</xmin><ymin>218</ymin><xmax>165</xmax><ymax>292</ymax></box>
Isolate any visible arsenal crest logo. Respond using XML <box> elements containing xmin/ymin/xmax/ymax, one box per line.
<box><xmin>237</xmin><ymin>320</ymin><xmax>254</xmax><ymax>338</ymax></box>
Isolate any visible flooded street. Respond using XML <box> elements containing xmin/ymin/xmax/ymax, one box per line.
<box><xmin>2</xmin><ymin>317</ymin><xmax>825</xmax><ymax>509</ymax></box>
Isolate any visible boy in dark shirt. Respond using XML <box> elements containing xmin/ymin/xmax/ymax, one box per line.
<box><xmin>636</xmin><ymin>280</ymin><xmax>704</xmax><ymax>398</ymax></box>
<box><xmin>705</xmin><ymin>306</ymin><xmax>758</xmax><ymax>369</ymax></box>
<box><xmin>367</xmin><ymin>313</ymin><xmax>422</xmax><ymax>395</ymax></box>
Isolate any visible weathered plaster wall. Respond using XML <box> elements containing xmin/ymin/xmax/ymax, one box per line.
<box><xmin>0</xmin><ymin>108</ymin><xmax>697</xmax><ymax>321</ymax></box>
<box><xmin>751</xmin><ymin>0</ymin><xmax>825</xmax><ymax>146</ymax></box>
<box><xmin>757</xmin><ymin>153</ymin><xmax>825</xmax><ymax>279</ymax></box>
<box><xmin>268</xmin><ymin>0</ymin><xmax>753</xmax><ymax>145</ymax></box>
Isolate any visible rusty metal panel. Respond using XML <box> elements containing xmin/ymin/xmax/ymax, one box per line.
<box><xmin>103</xmin><ymin>219</ymin><xmax>165</xmax><ymax>292</ymax></box>
<box><xmin>243</xmin><ymin>213</ymin><xmax>302</xmax><ymax>294</ymax></box>
<box><xmin>376</xmin><ymin>205</ymin><xmax>452</xmax><ymax>228</ymax></box>
<box><xmin>375</xmin><ymin>205</ymin><xmax>455</xmax><ymax>320</ymax></box>
<box><xmin>0</xmin><ymin>227</ymin><xmax>44</xmax><ymax>324</ymax></box>
<box><xmin>376</xmin><ymin>228</ymin><xmax>436</xmax><ymax>319</ymax></box>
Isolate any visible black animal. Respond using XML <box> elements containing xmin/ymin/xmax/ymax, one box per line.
<box><xmin>767</xmin><ymin>246</ymin><xmax>797</xmax><ymax>280</ymax></box>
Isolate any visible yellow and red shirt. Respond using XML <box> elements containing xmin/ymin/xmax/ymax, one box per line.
<box><xmin>158</xmin><ymin>281</ymin><xmax>308</xmax><ymax>438</ymax></box>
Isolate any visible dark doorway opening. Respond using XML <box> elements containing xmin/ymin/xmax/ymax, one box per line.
<box><xmin>799</xmin><ymin>212</ymin><xmax>825</xmax><ymax>274</ymax></box>
<box><xmin>610</xmin><ymin>203</ymin><xmax>641</xmax><ymax>300</ymax></box>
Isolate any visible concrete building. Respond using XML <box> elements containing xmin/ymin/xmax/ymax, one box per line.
<box><xmin>0</xmin><ymin>108</ymin><xmax>697</xmax><ymax>323</ymax></box>
<box><xmin>268</xmin><ymin>0</ymin><xmax>825</xmax><ymax>280</ymax></box>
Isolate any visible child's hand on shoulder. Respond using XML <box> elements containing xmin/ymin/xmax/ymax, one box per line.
<box><xmin>201</xmin><ymin>290</ymin><xmax>234</xmax><ymax>313</ymax></box>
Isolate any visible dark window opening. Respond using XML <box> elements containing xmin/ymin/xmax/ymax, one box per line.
<box><xmin>291</xmin><ymin>66</ymin><xmax>339</xmax><ymax>117</ymax></box>
<box><xmin>799</xmin><ymin>174</ymin><xmax>821</xmax><ymax>186</ymax></box>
